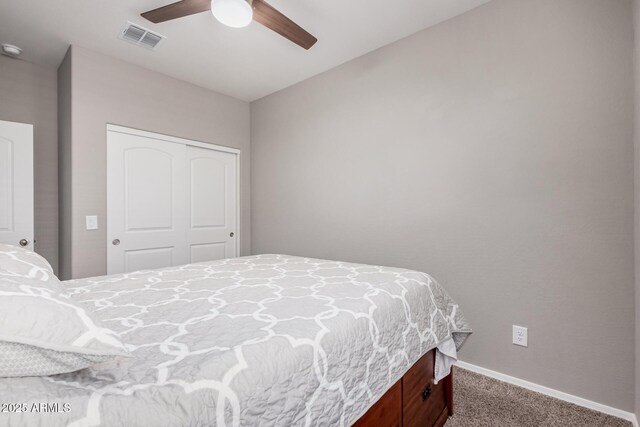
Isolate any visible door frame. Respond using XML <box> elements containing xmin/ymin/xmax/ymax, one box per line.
<box><xmin>106</xmin><ymin>124</ymin><xmax>241</xmax><ymax>262</ymax></box>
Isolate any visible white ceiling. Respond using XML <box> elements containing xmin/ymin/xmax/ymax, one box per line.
<box><xmin>0</xmin><ymin>0</ymin><xmax>490</xmax><ymax>101</ymax></box>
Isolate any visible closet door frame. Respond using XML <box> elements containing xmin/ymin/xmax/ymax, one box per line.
<box><xmin>106</xmin><ymin>124</ymin><xmax>241</xmax><ymax>269</ymax></box>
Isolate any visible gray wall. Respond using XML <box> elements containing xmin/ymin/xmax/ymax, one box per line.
<box><xmin>58</xmin><ymin>49</ymin><xmax>72</xmax><ymax>280</ymax></box>
<box><xmin>0</xmin><ymin>55</ymin><xmax>58</xmax><ymax>273</ymax></box>
<box><xmin>251</xmin><ymin>0</ymin><xmax>635</xmax><ymax>411</ymax></box>
<box><xmin>59</xmin><ymin>46</ymin><xmax>251</xmax><ymax>280</ymax></box>
<box><xmin>634</xmin><ymin>0</ymin><xmax>640</xmax><ymax>420</ymax></box>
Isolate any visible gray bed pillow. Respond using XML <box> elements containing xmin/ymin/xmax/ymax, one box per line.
<box><xmin>0</xmin><ymin>274</ymin><xmax>131</xmax><ymax>377</ymax></box>
<box><xmin>0</xmin><ymin>243</ymin><xmax>55</xmax><ymax>282</ymax></box>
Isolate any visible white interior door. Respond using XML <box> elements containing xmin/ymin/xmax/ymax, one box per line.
<box><xmin>0</xmin><ymin>120</ymin><xmax>33</xmax><ymax>250</ymax></box>
<box><xmin>107</xmin><ymin>131</ymin><xmax>188</xmax><ymax>274</ymax></box>
<box><xmin>107</xmin><ymin>126</ymin><xmax>239</xmax><ymax>274</ymax></box>
<box><xmin>187</xmin><ymin>146</ymin><xmax>237</xmax><ymax>263</ymax></box>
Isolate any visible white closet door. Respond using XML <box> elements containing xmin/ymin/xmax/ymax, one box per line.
<box><xmin>187</xmin><ymin>146</ymin><xmax>237</xmax><ymax>263</ymax></box>
<box><xmin>0</xmin><ymin>120</ymin><xmax>33</xmax><ymax>250</ymax></box>
<box><xmin>107</xmin><ymin>131</ymin><xmax>188</xmax><ymax>274</ymax></box>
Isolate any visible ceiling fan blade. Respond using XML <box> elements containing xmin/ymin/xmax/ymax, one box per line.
<box><xmin>141</xmin><ymin>0</ymin><xmax>211</xmax><ymax>24</ymax></box>
<box><xmin>252</xmin><ymin>0</ymin><xmax>317</xmax><ymax>50</ymax></box>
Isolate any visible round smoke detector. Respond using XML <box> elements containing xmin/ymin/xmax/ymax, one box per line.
<box><xmin>1</xmin><ymin>44</ymin><xmax>23</xmax><ymax>57</ymax></box>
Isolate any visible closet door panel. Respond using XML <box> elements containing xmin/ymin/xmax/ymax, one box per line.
<box><xmin>190</xmin><ymin>242</ymin><xmax>227</xmax><ymax>263</ymax></box>
<box><xmin>124</xmin><ymin>148</ymin><xmax>174</xmax><ymax>230</ymax></box>
<box><xmin>125</xmin><ymin>247</ymin><xmax>174</xmax><ymax>272</ymax></box>
<box><xmin>190</xmin><ymin>157</ymin><xmax>226</xmax><ymax>228</ymax></box>
<box><xmin>107</xmin><ymin>131</ymin><xmax>188</xmax><ymax>274</ymax></box>
<box><xmin>187</xmin><ymin>146</ymin><xmax>237</xmax><ymax>263</ymax></box>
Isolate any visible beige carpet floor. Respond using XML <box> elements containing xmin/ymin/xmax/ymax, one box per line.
<box><xmin>445</xmin><ymin>368</ymin><xmax>631</xmax><ymax>427</ymax></box>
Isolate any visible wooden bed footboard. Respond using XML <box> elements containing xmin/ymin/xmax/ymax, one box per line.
<box><xmin>353</xmin><ymin>349</ymin><xmax>453</xmax><ymax>427</ymax></box>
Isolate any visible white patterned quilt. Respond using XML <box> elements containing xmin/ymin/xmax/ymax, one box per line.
<box><xmin>0</xmin><ymin>254</ymin><xmax>471</xmax><ymax>427</ymax></box>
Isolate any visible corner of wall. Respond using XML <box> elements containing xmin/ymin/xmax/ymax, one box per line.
<box><xmin>57</xmin><ymin>46</ymin><xmax>73</xmax><ymax>280</ymax></box>
<box><xmin>632</xmin><ymin>0</ymin><xmax>640</xmax><ymax>420</ymax></box>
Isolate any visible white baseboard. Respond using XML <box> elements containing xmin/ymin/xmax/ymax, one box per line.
<box><xmin>455</xmin><ymin>361</ymin><xmax>638</xmax><ymax>427</ymax></box>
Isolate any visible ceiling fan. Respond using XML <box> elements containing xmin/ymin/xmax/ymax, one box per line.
<box><xmin>140</xmin><ymin>0</ymin><xmax>317</xmax><ymax>50</ymax></box>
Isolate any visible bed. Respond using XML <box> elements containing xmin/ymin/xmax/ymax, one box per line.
<box><xmin>0</xmin><ymin>253</ymin><xmax>471</xmax><ymax>427</ymax></box>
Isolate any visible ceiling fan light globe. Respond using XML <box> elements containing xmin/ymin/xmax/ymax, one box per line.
<box><xmin>212</xmin><ymin>0</ymin><xmax>253</xmax><ymax>28</ymax></box>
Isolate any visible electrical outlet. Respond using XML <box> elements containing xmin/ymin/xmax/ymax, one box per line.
<box><xmin>513</xmin><ymin>325</ymin><xmax>528</xmax><ymax>347</ymax></box>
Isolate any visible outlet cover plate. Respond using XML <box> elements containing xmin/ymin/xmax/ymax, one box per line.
<box><xmin>513</xmin><ymin>325</ymin><xmax>528</xmax><ymax>347</ymax></box>
<box><xmin>86</xmin><ymin>215</ymin><xmax>98</xmax><ymax>231</ymax></box>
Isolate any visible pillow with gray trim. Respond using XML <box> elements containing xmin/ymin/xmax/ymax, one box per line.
<box><xmin>0</xmin><ymin>244</ymin><xmax>55</xmax><ymax>282</ymax></box>
<box><xmin>0</xmin><ymin>275</ymin><xmax>130</xmax><ymax>377</ymax></box>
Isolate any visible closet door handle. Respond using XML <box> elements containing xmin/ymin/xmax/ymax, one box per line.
<box><xmin>112</xmin><ymin>239</ymin><xmax>121</xmax><ymax>246</ymax></box>
<box><xmin>19</xmin><ymin>239</ymin><xmax>29</xmax><ymax>247</ymax></box>
<box><xmin>229</xmin><ymin>232</ymin><xmax>234</xmax><ymax>238</ymax></box>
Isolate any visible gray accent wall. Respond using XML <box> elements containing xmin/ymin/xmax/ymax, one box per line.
<box><xmin>58</xmin><ymin>49</ymin><xmax>72</xmax><ymax>280</ymax></box>
<box><xmin>0</xmin><ymin>55</ymin><xmax>58</xmax><ymax>273</ymax></box>
<box><xmin>634</xmin><ymin>0</ymin><xmax>640</xmax><ymax>420</ymax></box>
<box><xmin>252</xmin><ymin>0</ymin><xmax>635</xmax><ymax>411</ymax></box>
<box><xmin>58</xmin><ymin>46</ymin><xmax>251</xmax><ymax>280</ymax></box>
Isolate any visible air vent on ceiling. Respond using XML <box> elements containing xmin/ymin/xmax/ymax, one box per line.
<box><xmin>119</xmin><ymin>22</ymin><xmax>165</xmax><ymax>49</ymax></box>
